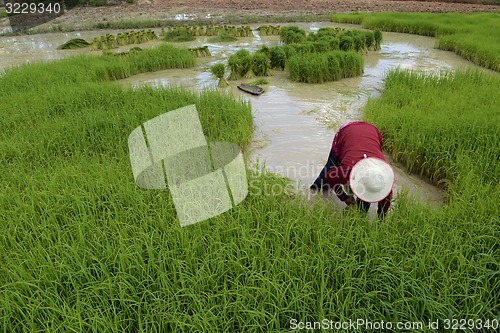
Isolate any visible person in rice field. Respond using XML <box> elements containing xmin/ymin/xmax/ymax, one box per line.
<box><xmin>311</xmin><ymin>121</ymin><xmax>394</xmax><ymax>217</ymax></box>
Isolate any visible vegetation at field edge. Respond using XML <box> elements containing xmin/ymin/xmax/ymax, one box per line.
<box><xmin>330</xmin><ymin>12</ymin><xmax>500</xmax><ymax>72</ymax></box>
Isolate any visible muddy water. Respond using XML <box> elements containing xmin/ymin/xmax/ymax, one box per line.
<box><xmin>0</xmin><ymin>23</ymin><xmax>490</xmax><ymax>213</ymax></box>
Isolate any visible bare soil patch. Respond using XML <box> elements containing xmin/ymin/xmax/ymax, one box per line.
<box><xmin>51</xmin><ymin>0</ymin><xmax>498</xmax><ymax>29</ymax></box>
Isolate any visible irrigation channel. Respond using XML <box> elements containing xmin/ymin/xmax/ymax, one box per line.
<box><xmin>1</xmin><ymin>22</ymin><xmax>492</xmax><ymax>217</ymax></box>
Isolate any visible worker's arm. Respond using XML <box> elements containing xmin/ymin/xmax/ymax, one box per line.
<box><xmin>377</xmin><ymin>191</ymin><xmax>392</xmax><ymax>217</ymax></box>
<box><xmin>326</xmin><ymin>165</ymin><xmax>351</xmax><ymax>202</ymax></box>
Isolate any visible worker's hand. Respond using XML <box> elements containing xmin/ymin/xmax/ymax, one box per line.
<box><xmin>344</xmin><ymin>196</ymin><xmax>356</xmax><ymax>206</ymax></box>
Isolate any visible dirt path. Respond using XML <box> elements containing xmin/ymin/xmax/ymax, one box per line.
<box><xmin>52</xmin><ymin>0</ymin><xmax>498</xmax><ymax>28</ymax></box>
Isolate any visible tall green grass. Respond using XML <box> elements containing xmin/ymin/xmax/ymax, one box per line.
<box><xmin>0</xmin><ymin>44</ymin><xmax>194</xmax><ymax>95</ymax></box>
<box><xmin>331</xmin><ymin>12</ymin><xmax>500</xmax><ymax>72</ymax></box>
<box><xmin>287</xmin><ymin>51</ymin><xmax>364</xmax><ymax>83</ymax></box>
<box><xmin>365</xmin><ymin>69</ymin><xmax>499</xmax><ymax>188</ymax></box>
<box><xmin>0</xmin><ymin>32</ymin><xmax>499</xmax><ymax>331</ymax></box>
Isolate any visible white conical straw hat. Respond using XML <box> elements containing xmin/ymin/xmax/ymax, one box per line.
<box><xmin>349</xmin><ymin>157</ymin><xmax>394</xmax><ymax>203</ymax></box>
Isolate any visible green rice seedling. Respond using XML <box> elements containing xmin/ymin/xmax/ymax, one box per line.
<box><xmin>251</xmin><ymin>51</ymin><xmax>272</xmax><ymax>77</ymax></box>
<box><xmin>188</xmin><ymin>46</ymin><xmax>211</xmax><ymax>58</ymax></box>
<box><xmin>352</xmin><ymin>33</ymin><xmax>367</xmax><ymax>53</ymax></box>
<box><xmin>279</xmin><ymin>26</ymin><xmax>306</xmax><ymax>44</ymax></box>
<box><xmin>57</xmin><ymin>38</ymin><xmax>90</xmax><ymax>50</ymax></box>
<box><xmin>331</xmin><ymin>12</ymin><xmax>499</xmax><ymax>71</ymax></box>
<box><xmin>307</xmin><ymin>27</ymin><xmax>336</xmax><ymax>42</ymax></box>
<box><xmin>163</xmin><ymin>28</ymin><xmax>195</xmax><ymax>42</ymax></box>
<box><xmin>233</xmin><ymin>49</ymin><xmax>254</xmax><ymax>79</ymax></box>
<box><xmin>210</xmin><ymin>63</ymin><xmax>229</xmax><ymax>88</ymax></box>
<box><xmin>207</xmin><ymin>33</ymin><xmax>238</xmax><ymax>43</ymax></box>
<box><xmin>257</xmin><ymin>25</ymin><xmax>278</xmax><ymax>36</ymax></box>
<box><xmin>269</xmin><ymin>46</ymin><xmax>286</xmax><ymax>70</ymax></box>
<box><xmin>282</xmin><ymin>44</ymin><xmax>298</xmax><ymax>59</ymax></box>
<box><xmin>227</xmin><ymin>53</ymin><xmax>242</xmax><ymax>80</ymax></box>
<box><xmin>312</xmin><ymin>40</ymin><xmax>331</xmax><ymax>53</ymax></box>
<box><xmin>160</xmin><ymin>28</ymin><xmax>166</xmax><ymax>37</ymax></box>
<box><xmin>205</xmin><ymin>25</ymin><xmax>214</xmax><ymax>36</ymax></box>
<box><xmin>364</xmin><ymin>31</ymin><xmax>375</xmax><ymax>50</ymax></box>
<box><xmin>286</xmin><ymin>51</ymin><xmax>363</xmax><ymax>83</ymax></box>
<box><xmin>339</xmin><ymin>34</ymin><xmax>354</xmax><ymax>51</ymax></box>
<box><xmin>258</xmin><ymin>45</ymin><xmax>271</xmax><ymax>57</ymax></box>
<box><xmin>89</xmin><ymin>38</ymin><xmax>100</xmax><ymax>51</ymax></box>
<box><xmin>374</xmin><ymin>29</ymin><xmax>382</xmax><ymax>50</ymax></box>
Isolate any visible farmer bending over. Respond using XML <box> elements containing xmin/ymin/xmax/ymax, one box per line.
<box><xmin>311</xmin><ymin>121</ymin><xmax>394</xmax><ymax>217</ymax></box>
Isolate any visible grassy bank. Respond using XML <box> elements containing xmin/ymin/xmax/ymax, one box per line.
<box><xmin>330</xmin><ymin>12</ymin><xmax>500</xmax><ymax>72</ymax></box>
<box><xmin>0</xmin><ymin>37</ymin><xmax>499</xmax><ymax>332</ymax></box>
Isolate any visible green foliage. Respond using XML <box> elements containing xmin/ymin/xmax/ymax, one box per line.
<box><xmin>251</xmin><ymin>52</ymin><xmax>272</xmax><ymax>76</ymax></box>
<box><xmin>269</xmin><ymin>46</ymin><xmax>286</xmax><ymax>70</ymax></box>
<box><xmin>365</xmin><ymin>69</ymin><xmax>499</xmax><ymax>187</ymax></box>
<box><xmin>286</xmin><ymin>51</ymin><xmax>363</xmax><ymax>83</ymax></box>
<box><xmin>0</xmin><ymin>44</ymin><xmax>195</xmax><ymax>95</ymax></box>
<box><xmin>331</xmin><ymin>12</ymin><xmax>500</xmax><ymax>71</ymax></box>
<box><xmin>163</xmin><ymin>28</ymin><xmax>196</xmax><ymax>42</ymax></box>
<box><xmin>210</xmin><ymin>63</ymin><xmax>229</xmax><ymax>88</ymax></box>
<box><xmin>279</xmin><ymin>25</ymin><xmax>307</xmax><ymax>44</ymax></box>
<box><xmin>210</xmin><ymin>63</ymin><xmax>226</xmax><ymax>79</ymax></box>
<box><xmin>57</xmin><ymin>38</ymin><xmax>90</xmax><ymax>50</ymax></box>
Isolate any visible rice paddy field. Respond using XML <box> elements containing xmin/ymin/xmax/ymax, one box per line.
<box><xmin>0</xmin><ymin>12</ymin><xmax>499</xmax><ymax>333</ymax></box>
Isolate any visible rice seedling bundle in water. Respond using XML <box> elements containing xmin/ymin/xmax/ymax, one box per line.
<box><xmin>57</xmin><ymin>38</ymin><xmax>90</xmax><ymax>50</ymax></box>
<box><xmin>163</xmin><ymin>28</ymin><xmax>195</xmax><ymax>42</ymax></box>
<box><xmin>280</xmin><ymin>26</ymin><xmax>307</xmax><ymax>44</ymax></box>
<box><xmin>269</xmin><ymin>46</ymin><xmax>286</xmax><ymax>70</ymax></box>
<box><xmin>251</xmin><ymin>52</ymin><xmax>273</xmax><ymax>77</ymax></box>
<box><xmin>210</xmin><ymin>63</ymin><xmax>229</xmax><ymax>88</ymax></box>
<box><xmin>286</xmin><ymin>51</ymin><xmax>363</xmax><ymax>83</ymax></box>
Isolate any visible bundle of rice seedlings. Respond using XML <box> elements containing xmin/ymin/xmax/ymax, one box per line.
<box><xmin>57</xmin><ymin>38</ymin><xmax>90</xmax><ymax>50</ymax></box>
<box><xmin>208</xmin><ymin>34</ymin><xmax>238</xmax><ymax>43</ymax></box>
<box><xmin>286</xmin><ymin>51</ymin><xmax>363</xmax><ymax>83</ymax></box>
<box><xmin>353</xmin><ymin>33</ymin><xmax>367</xmax><ymax>53</ymax></box>
<box><xmin>280</xmin><ymin>26</ymin><xmax>306</xmax><ymax>44</ymax></box>
<box><xmin>160</xmin><ymin>28</ymin><xmax>166</xmax><ymax>37</ymax></box>
<box><xmin>89</xmin><ymin>38</ymin><xmax>100</xmax><ymax>51</ymax></box>
<box><xmin>339</xmin><ymin>35</ymin><xmax>354</xmax><ymax>51</ymax></box>
<box><xmin>237</xmin><ymin>50</ymin><xmax>254</xmax><ymax>79</ymax></box>
<box><xmin>364</xmin><ymin>31</ymin><xmax>375</xmax><ymax>50</ymax></box>
<box><xmin>252</xmin><ymin>52</ymin><xmax>272</xmax><ymax>77</ymax></box>
<box><xmin>163</xmin><ymin>28</ymin><xmax>196</xmax><ymax>42</ymax></box>
<box><xmin>227</xmin><ymin>54</ymin><xmax>242</xmax><ymax>80</ymax></box>
<box><xmin>374</xmin><ymin>29</ymin><xmax>383</xmax><ymax>50</ymax></box>
<box><xmin>210</xmin><ymin>63</ymin><xmax>229</xmax><ymax>88</ymax></box>
<box><xmin>147</xmin><ymin>29</ymin><xmax>157</xmax><ymax>40</ymax></box>
<box><xmin>269</xmin><ymin>46</ymin><xmax>286</xmax><ymax>70</ymax></box>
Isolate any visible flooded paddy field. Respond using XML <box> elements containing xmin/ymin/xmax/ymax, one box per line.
<box><xmin>0</xmin><ymin>22</ymin><xmax>491</xmax><ymax>210</ymax></box>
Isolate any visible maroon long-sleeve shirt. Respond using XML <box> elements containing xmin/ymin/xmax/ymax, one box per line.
<box><xmin>326</xmin><ymin>122</ymin><xmax>392</xmax><ymax>215</ymax></box>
